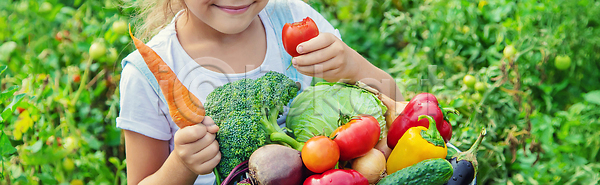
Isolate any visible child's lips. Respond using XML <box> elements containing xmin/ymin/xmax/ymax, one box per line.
<box><xmin>216</xmin><ymin>3</ymin><xmax>253</xmax><ymax>14</ymax></box>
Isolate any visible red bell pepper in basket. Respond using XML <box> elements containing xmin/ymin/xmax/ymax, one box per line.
<box><xmin>387</xmin><ymin>93</ymin><xmax>453</xmax><ymax>149</ymax></box>
<box><xmin>303</xmin><ymin>169</ymin><xmax>368</xmax><ymax>185</ymax></box>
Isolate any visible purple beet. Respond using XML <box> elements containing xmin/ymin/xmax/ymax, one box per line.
<box><xmin>248</xmin><ymin>144</ymin><xmax>304</xmax><ymax>185</ymax></box>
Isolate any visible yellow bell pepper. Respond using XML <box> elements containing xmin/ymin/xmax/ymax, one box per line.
<box><xmin>386</xmin><ymin>115</ymin><xmax>448</xmax><ymax>174</ymax></box>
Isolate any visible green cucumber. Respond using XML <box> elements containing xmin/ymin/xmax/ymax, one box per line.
<box><xmin>377</xmin><ymin>158</ymin><xmax>453</xmax><ymax>185</ymax></box>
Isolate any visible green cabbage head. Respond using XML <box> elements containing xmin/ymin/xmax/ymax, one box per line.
<box><xmin>286</xmin><ymin>82</ymin><xmax>387</xmax><ymax>142</ymax></box>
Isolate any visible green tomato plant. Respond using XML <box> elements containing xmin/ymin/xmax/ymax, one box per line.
<box><xmin>0</xmin><ymin>0</ymin><xmax>134</xmax><ymax>184</ymax></box>
<box><xmin>554</xmin><ymin>55</ymin><xmax>571</xmax><ymax>70</ymax></box>
<box><xmin>463</xmin><ymin>74</ymin><xmax>476</xmax><ymax>88</ymax></box>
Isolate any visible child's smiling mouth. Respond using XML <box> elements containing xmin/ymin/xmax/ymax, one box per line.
<box><xmin>214</xmin><ymin>3</ymin><xmax>255</xmax><ymax>15</ymax></box>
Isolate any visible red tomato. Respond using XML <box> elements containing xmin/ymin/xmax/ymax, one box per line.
<box><xmin>282</xmin><ymin>17</ymin><xmax>319</xmax><ymax>57</ymax></box>
<box><xmin>303</xmin><ymin>169</ymin><xmax>369</xmax><ymax>185</ymax></box>
<box><xmin>56</xmin><ymin>137</ymin><xmax>63</xmax><ymax>147</ymax></box>
<box><xmin>55</xmin><ymin>30</ymin><xmax>70</xmax><ymax>42</ymax></box>
<box><xmin>301</xmin><ymin>136</ymin><xmax>339</xmax><ymax>173</ymax></box>
<box><xmin>330</xmin><ymin>115</ymin><xmax>380</xmax><ymax>161</ymax></box>
<box><xmin>16</xmin><ymin>107</ymin><xmax>26</xmax><ymax>114</ymax></box>
<box><xmin>73</xmin><ymin>74</ymin><xmax>81</xmax><ymax>83</ymax></box>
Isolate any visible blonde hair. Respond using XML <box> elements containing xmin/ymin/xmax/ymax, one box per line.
<box><xmin>128</xmin><ymin>0</ymin><xmax>186</xmax><ymax>41</ymax></box>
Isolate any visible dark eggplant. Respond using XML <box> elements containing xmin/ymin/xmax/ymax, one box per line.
<box><xmin>445</xmin><ymin>128</ymin><xmax>486</xmax><ymax>185</ymax></box>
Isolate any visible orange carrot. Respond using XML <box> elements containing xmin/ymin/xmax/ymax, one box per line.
<box><xmin>129</xmin><ymin>25</ymin><xmax>205</xmax><ymax>128</ymax></box>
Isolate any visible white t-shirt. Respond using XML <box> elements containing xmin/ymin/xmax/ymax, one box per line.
<box><xmin>116</xmin><ymin>0</ymin><xmax>341</xmax><ymax>184</ymax></box>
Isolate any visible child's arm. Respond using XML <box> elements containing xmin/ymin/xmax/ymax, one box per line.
<box><xmin>124</xmin><ymin>117</ymin><xmax>221</xmax><ymax>185</ymax></box>
<box><xmin>291</xmin><ymin>32</ymin><xmax>404</xmax><ymax>101</ymax></box>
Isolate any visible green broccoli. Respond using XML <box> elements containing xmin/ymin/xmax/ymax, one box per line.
<box><xmin>204</xmin><ymin>71</ymin><xmax>304</xmax><ymax>180</ymax></box>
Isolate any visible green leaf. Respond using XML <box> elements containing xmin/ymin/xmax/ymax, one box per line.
<box><xmin>25</xmin><ymin>140</ymin><xmax>43</xmax><ymax>153</ymax></box>
<box><xmin>553</xmin><ymin>80</ymin><xmax>570</xmax><ymax>94</ymax></box>
<box><xmin>1</xmin><ymin>93</ymin><xmax>25</xmax><ymax>122</ymax></box>
<box><xmin>0</xmin><ymin>110</ymin><xmax>10</xmax><ymax>123</ymax></box>
<box><xmin>83</xmin><ymin>134</ymin><xmax>102</xmax><ymax>150</ymax></box>
<box><xmin>105</xmin><ymin>126</ymin><xmax>121</xmax><ymax>147</ymax></box>
<box><xmin>108</xmin><ymin>156</ymin><xmax>120</xmax><ymax>167</ymax></box>
<box><xmin>0</xmin><ymin>85</ymin><xmax>19</xmax><ymax>100</ymax></box>
<box><xmin>38</xmin><ymin>172</ymin><xmax>58</xmax><ymax>184</ymax></box>
<box><xmin>0</xmin><ymin>65</ymin><xmax>6</xmax><ymax>75</ymax></box>
<box><xmin>0</xmin><ymin>41</ymin><xmax>17</xmax><ymax>61</ymax></box>
<box><xmin>0</xmin><ymin>131</ymin><xmax>16</xmax><ymax>156</ymax></box>
<box><xmin>2</xmin><ymin>93</ymin><xmax>25</xmax><ymax>113</ymax></box>
<box><xmin>583</xmin><ymin>90</ymin><xmax>600</xmax><ymax>105</ymax></box>
<box><xmin>539</xmin><ymin>84</ymin><xmax>553</xmax><ymax>95</ymax></box>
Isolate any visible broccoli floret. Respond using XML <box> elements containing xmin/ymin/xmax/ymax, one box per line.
<box><xmin>204</xmin><ymin>71</ymin><xmax>303</xmax><ymax>180</ymax></box>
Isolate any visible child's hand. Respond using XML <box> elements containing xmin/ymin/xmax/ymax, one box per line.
<box><xmin>173</xmin><ymin>116</ymin><xmax>221</xmax><ymax>175</ymax></box>
<box><xmin>291</xmin><ymin>32</ymin><xmax>361</xmax><ymax>82</ymax></box>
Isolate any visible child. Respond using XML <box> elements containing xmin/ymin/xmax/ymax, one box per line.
<box><xmin>117</xmin><ymin>0</ymin><xmax>403</xmax><ymax>184</ymax></box>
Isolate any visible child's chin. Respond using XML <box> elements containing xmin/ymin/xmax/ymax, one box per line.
<box><xmin>215</xmin><ymin>21</ymin><xmax>254</xmax><ymax>35</ymax></box>
<box><xmin>213</xmin><ymin>19</ymin><xmax>253</xmax><ymax>34</ymax></box>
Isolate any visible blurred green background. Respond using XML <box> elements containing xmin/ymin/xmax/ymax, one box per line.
<box><xmin>1</xmin><ymin>0</ymin><xmax>599</xmax><ymax>184</ymax></box>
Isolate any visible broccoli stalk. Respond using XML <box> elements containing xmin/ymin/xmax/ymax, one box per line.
<box><xmin>270</xmin><ymin>132</ymin><xmax>304</xmax><ymax>151</ymax></box>
<box><xmin>258</xmin><ymin>106</ymin><xmax>286</xmax><ymax>137</ymax></box>
<box><xmin>258</xmin><ymin>105</ymin><xmax>305</xmax><ymax>151</ymax></box>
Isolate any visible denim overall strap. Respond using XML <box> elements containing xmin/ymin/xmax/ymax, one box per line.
<box><xmin>121</xmin><ymin>51</ymin><xmax>168</xmax><ymax>105</ymax></box>
<box><xmin>264</xmin><ymin>0</ymin><xmax>304</xmax><ymax>85</ymax></box>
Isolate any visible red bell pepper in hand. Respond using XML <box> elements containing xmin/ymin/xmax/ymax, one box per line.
<box><xmin>387</xmin><ymin>93</ymin><xmax>453</xmax><ymax>149</ymax></box>
<box><xmin>330</xmin><ymin>115</ymin><xmax>380</xmax><ymax>161</ymax></box>
<box><xmin>303</xmin><ymin>169</ymin><xmax>369</xmax><ymax>185</ymax></box>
